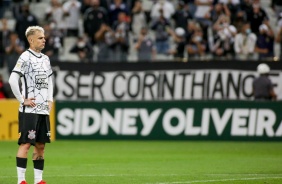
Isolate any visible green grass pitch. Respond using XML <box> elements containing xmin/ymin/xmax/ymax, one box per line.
<box><xmin>1</xmin><ymin>141</ymin><xmax>282</xmax><ymax>184</ymax></box>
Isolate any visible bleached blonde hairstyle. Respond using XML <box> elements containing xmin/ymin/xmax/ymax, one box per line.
<box><xmin>25</xmin><ymin>26</ymin><xmax>44</xmax><ymax>38</ymax></box>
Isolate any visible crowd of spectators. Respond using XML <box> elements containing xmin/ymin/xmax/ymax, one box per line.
<box><xmin>0</xmin><ymin>0</ymin><xmax>282</xmax><ymax>66</ymax></box>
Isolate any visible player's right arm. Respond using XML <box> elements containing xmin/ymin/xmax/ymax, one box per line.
<box><xmin>9</xmin><ymin>69</ymin><xmax>36</xmax><ymax>107</ymax></box>
<box><xmin>9</xmin><ymin>54</ymin><xmax>25</xmax><ymax>104</ymax></box>
<box><xmin>9</xmin><ymin>72</ymin><xmax>24</xmax><ymax>104</ymax></box>
<box><xmin>9</xmin><ymin>53</ymin><xmax>36</xmax><ymax>107</ymax></box>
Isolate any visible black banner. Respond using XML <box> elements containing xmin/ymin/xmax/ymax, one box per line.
<box><xmin>52</xmin><ymin>61</ymin><xmax>282</xmax><ymax>101</ymax></box>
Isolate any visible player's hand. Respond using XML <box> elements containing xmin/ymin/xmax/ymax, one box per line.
<box><xmin>48</xmin><ymin>101</ymin><xmax>53</xmax><ymax>111</ymax></box>
<box><xmin>23</xmin><ymin>98</ymin><xmax>36</xmax><ymax>107</ymax></box>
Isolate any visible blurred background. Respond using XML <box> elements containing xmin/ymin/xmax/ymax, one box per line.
<box><xmin>0</xmin><ymin>0</ymin><xmax>281</xmax><ymax>70</ymax></box>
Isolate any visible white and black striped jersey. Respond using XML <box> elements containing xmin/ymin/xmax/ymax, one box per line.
<box><xmin>12</xmin><ymin>49</ymin><xmax>53</xmax><ymax>115</ymax></box>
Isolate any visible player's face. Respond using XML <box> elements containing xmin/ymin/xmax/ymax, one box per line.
<box><xmin>31</xmin><ymin>31</ymin><xmax>46</xmax><ymax>51</ymax></box>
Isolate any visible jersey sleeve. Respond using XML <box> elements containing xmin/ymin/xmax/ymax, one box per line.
<box><xmin>12</xmin><ymin>53</ymin><xmax>28</xmax><ymax>76</ymax></box>
<box><xmin>45</xmin><ymin>56</ymin><xmax>53</xmax><ymax>77</ymax></box>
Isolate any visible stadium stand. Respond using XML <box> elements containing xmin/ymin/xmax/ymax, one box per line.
<box><xmin>0</xmin><ymin>0</ymin><xmax>280</xmax><ymax>81</ymax></box>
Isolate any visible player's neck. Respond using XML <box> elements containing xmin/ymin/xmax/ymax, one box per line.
<box><xmin>29</xmin><ymin>47</ymin><xmax>41</xmax><ymax>54</ymax></box>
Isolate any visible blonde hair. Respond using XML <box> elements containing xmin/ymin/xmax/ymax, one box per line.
<box><xmin>25</xmin><ymin>26</ymin><xmax>44</xmax><ymax>38</ymax></box>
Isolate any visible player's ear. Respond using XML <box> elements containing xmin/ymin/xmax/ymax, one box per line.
<box><xmin>28</xmin><ymin>37</ymin><xmax>32</xmax><ymax>44</ymax></box>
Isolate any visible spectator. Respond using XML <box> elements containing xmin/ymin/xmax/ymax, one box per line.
<box><xmin>14</xmin><ymin>3</ymin><xmax>38</xmax><ymax>49</ymax></box>
<box><xmin>134</xmin><ymin>27</ymin><xmax>156</xmax><ymax>61</ymax></box>
<box><xmin>81</xmin><ymin>0</ymin><xmax>108</xmax><ymax>14</ymax></box>
<box><xmin>112</xmin><ymin>12</ymin><xmax>130</xmax><ymax>62</ymax></box>
<box><xmin>271</xmin><ymin>0</ymin><xmax>282</xmax><ymax>18</ymax></box>
<box><xmin>218</xmin><ymin>0</ymin><xmax>240</xmax><ymax>23</ymax></box>
<box><xmin>185</xmin><ymin>20</ymin><xmax>198</xmax><ymax>44</ymax></box>
<box><xmin>194</xmin><ymin>0</ymin><xmax>213</xmax><ymax>28</ymax></box>
<box><xmin>70</xmin><ymin>36</ymin><xmax>94</xmax><ymax>62</ymax></box>
<box><xmin>255</xmin><ymin>23</ymin><xmax>274</xmax><ymax>60</ymax></box>
<box><xmin>232</xmin><ymin>10</ymin><xmax>247</xmax><ymax>31</ymax></box>
<box><xmin>278</xmin><ymin>12</ymin><xmax>282</xmax><ymax>28</ymax></box>
<box><xmin>172</xmin><ymin>1</ymin><xmax>192</xmax><ymax>32</ymax></box>
<box><xmin>235</xmin><ymin>0</ymin><xmax>252</xmax><ymax>29</ymax></box>
<box><xmin>95</xmin><ymin>23</ymin><xmax>115</xmax><ymax>62</ymax></box>
<box><xmin>234</xmin><ymin>22</ymin><xmax>257</xmax><ymax>60</ymax></box>
<box><xmin>218</xmin><ymin>0</ymin><xmax>240</xmax><ymax>5</ymax></box>
<box><xmin>151</xmin><ymin>9</ymin><xmax>171</xmax><ymax>55</ymax></box>
<box><xmin>212</xmin><ymin>15</ymin><xmax>237</xmax><ymax>59</ymax></box>
<box><xmin>194</xmin><ymin>0</ymin><xmax>213</xmax><ymax>45</ymax></box>
<box><xmin>213</xmin><ymin>14</ymin><xmax>231</xmax><ymax>33</ymax></box>
<box><xmin>100</xmin><ymin>0</ymin><xmax>110</xmax><ymax>11</ymax></box>
<box><xmin>83</xmin><ymin>0</ymin><xmax>108</xmax><ymax>44</ymax></box>
<box><xmin>185</xmin><ymin>0</ymin><xmax>196</xmax><ymax>18</ymax></box>
<box><xmin>212</xmin><ymin>24</ymin><xmax>237</xmax><ymax>59</ymax></box>
<box><xmin>167</xmin><ymin>27</ymin><xmax>187</xmax><ymax>61</ymax></box>
<box><xmin>11</xmin><ymin>0</ymin><xmax>24</xmax><ymax>20</ymax></box>
<box><xmin>63</xmin><ymin>0</ymin><xmax>82</xmax><ymax>37</ymax></box>
<box><xmin>240</xmin><ymin>0</ymin><xmax>253</xmax><ymax>14</ymax></box>
<box><xmin>131</xmin><ymin>0</ymin><xmax>147</xmax><ymax>36</ymax></box>
<box><xmin>187</xmin><ymin>27</ymin><xmax>207</xmax><ymax>59</ymax></box>
<box><xmin>276</xmin><ymin>13</ymin><xmax>282</xmax><ymax>60</ymax></box>
<box><xmin>45</xmin><ymin>0</ymin><xmax>66</xmax><ymax>35</ymax></box>
<box><xmin>253</xmin><ymin>63</ymin><xmax>277</xmax><ymax>100</ymax></box>
<box><xmin>0</xmin><ymin>0</ymin><xmax>11</xmax><ymax>19</ymax></box>
<box><xmin>5</xmin><ymin>32</ymin><xmax>24</xmax><ymax>74</ymax></box>
<box><xmin>126</xmin><ymin>0</ymin><xmax>139</xmax><ymax>13</ymax></box>
<box><xmin>42</xmin><ymin>23</ymin><xmax>62</xmax><ymax>62</ymax></box>
<box><xmin>0</xmin><ymin>1</ymin><xmax>5</xmax><ymax>19</ymax></box>
<box><xmin>210</xmin><ymin>3</ymin><xmax>231</xmax><ymax>24</ymax></box>
<box><xmin>0</xmin><ymin>18</ymin><xmax>11</xmax><ymax>68</ymax></box>
<box><xmin>109</xmin><ymin>0</ymin><xmax>129</xmax><ymax>26</ymax></box>
<box><xmin>81</xmin><ymin>0</ymin><xmax>91</xmax><ymax>14</ymax></box>
<box><xmin>150</xmin><ymin>0</ymin><xmax>175</xmax><ymax>20</ymax></box>
<box><xmin>246</xmin><ymin>0</ymin><xmax>268</xmax><ymax>35</ymax></box>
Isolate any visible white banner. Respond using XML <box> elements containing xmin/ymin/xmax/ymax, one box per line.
<box><xmin>53</xmin><ymin>69</ymin><xmax>282</xmax><ymax>101</ymax></box>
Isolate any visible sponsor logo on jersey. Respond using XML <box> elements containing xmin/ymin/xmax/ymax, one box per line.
<box><xmin>35</xmin><ymin>74</ymin><xmax>48</xmax><ymax>90</ymax></box>
<box><xmin>37</xmin><ymin>104</ymin><xmax>49</xmax><ymax>111</ymax></box>
<box><xmin>15</xmin><ymin>63</ymin><xmax>22</xmax><ymax>69</ymax></box>
<box><xmin>28</xmin><ymin>130</ymin><xmax>36</xmax><ymax>140</ymax></box>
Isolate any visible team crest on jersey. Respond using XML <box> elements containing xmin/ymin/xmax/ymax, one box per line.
<box><xmin>28</xmin><ymin>130</ymin><xmax>36</xmax><ymax>140</ymax></box>
<box><xmin>18</xmin><ymin>132</ymin><xmax>21</xmax><ymax>138</ymax></box>
<box><xmin>35</xmin><ymin>74</ymin><xmax>48</xmax><ymax>90</ymax></box>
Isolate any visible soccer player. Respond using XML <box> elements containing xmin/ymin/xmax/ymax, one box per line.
<box><xmin>8</xmin><ymin>26</ymin><xmax>53</xmax><ymax>184</ymax></box>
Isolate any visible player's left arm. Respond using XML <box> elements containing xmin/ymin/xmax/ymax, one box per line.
<box><xmin>47</xmin><ymin>58</ymin><xmax>54</xmax><ymax>111</ymax></box>
<box><xmin>46</xmin><ymin>56</ymin><xmax>53</xmax><ymax>111</ymax></box>
<box><xmin>48</xmin><ymin>74</ymin><xmax>53</xmax><ymax>111</ymax></box>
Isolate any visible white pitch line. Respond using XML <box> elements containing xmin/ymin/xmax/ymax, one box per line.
<box><xmin>153</xmin><ymin>176</ymin><xmax>282</xmax><ymax>184</ymax></box>
<box><xmin>0</xmin><ymin>174</ymin><xmax>190</xmax><ymax>178</ymax></box>
<box><xmin>1</xmin><ymin>174</ymin><xmax>282</xmax><ymax>178</ymax></box>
